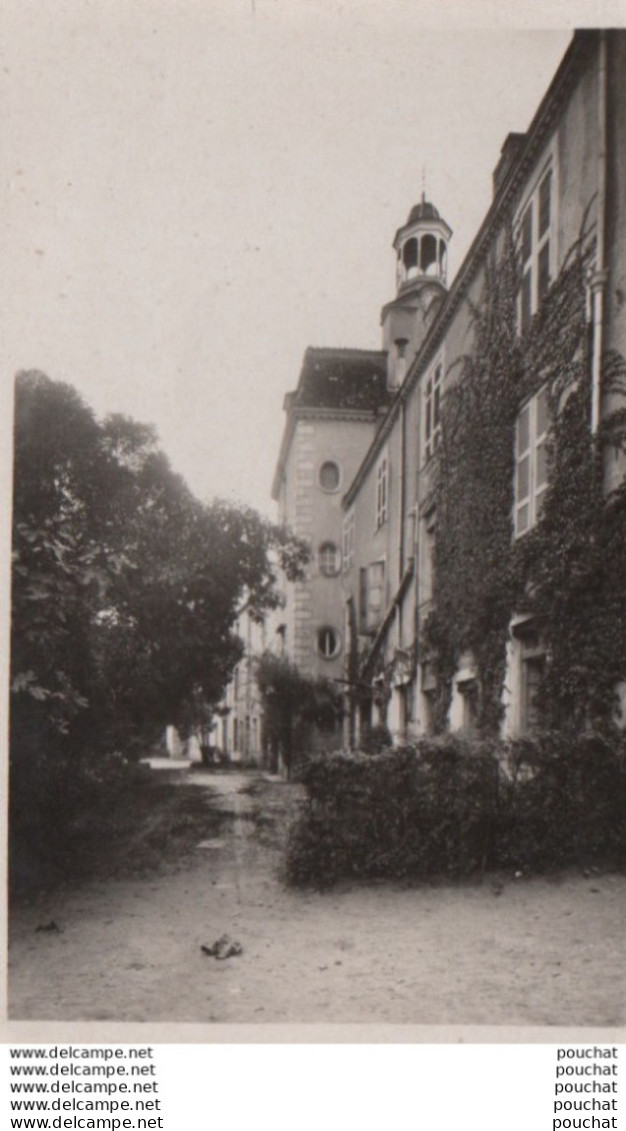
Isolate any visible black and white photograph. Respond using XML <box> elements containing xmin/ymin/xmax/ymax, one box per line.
<box><xmin>3</xmin><ymin>3</ymin><xmax>625</xmax><ymax>1031</ymax></box>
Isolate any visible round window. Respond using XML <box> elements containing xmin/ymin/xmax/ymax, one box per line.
<box><xmin>318</xmin><ymin>541</ymin><xmax>340</xmax><ymax>577</ymax></box>
<box><xmin>319</xmin><ymin>460</ymin><xmax>341</xmax><ymax>492</ymax></box>
<box><xmin>317</xmin><ymin>626</ymin><xmax>341</xmax><ymax>659</ymax></box>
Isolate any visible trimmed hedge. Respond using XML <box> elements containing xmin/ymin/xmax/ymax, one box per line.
<box><xmin>285</xmin><ymin>733</ymin><xmax>626</xmax><ymax>887</ymax></box>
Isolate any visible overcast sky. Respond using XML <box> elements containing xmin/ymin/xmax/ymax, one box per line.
<box><xmin>0</xmin><ymin>3</ymin><xmax>587</xmax><ymax>517</ymax></box>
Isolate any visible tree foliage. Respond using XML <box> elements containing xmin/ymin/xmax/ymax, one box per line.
<box><xmin>254</xmin><ymin>651</ymin><xmax>342</xmax><ymax>777</ymax></box>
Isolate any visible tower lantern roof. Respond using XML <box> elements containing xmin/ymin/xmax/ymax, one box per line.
<box><xmin>393</xmin><ymin>191</ymin><xmax>452</xmax><ymax>250</ymax></box>
<box><xmin>392</xmin><ymin>190</ymin><xmax>452</xmax><ymax>293</ymax></box>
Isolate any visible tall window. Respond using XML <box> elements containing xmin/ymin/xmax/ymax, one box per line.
<box><xmin>342</xmin><ymin>508</ymin><xmax>355</xmax><ymax>571</ymax></box>
<box><xmin>459</xmin><ymin>679</ymin><xmax>479</xmax><ymax>734</ymax></box>
<box><xmin>317</xmin><ymin>626</ymin><xmax>341</xmax><ymax>659</ymax></box>
<box><xmin>367</xmin><ymin>561</ymin><xmax>385</xmax><ymax>631</ymax></box>
<box><xmin>521</xmin><ymin>653</ymin><xmax>545</xmax><ymax>736</ymax></box>
<box><xmin>359</xmin><ymin>561</ymin><xmax>385</xmax><ymax>633</ymax></box>
<box><xmin>376</xmin><ymin>453</ymin><xmax>389</xmax><ymax>529</ymax></box>
<box><xmin>514</xmin><ymin>386</ymin><xmax>549</xmax><ymax>537</ymax></box>
<box><xmin>419</xmin><ymin>507</ymin><xmax>437</xmax><ymax>606</ymax></box>
<box><xmin>424</xmin><ymin>361</ymin><xmax>443</xmax><ymax>462</ymax></box>
<box><xmin>394</xmin><ymin>338</ymin><xmax>408</xmax><ymax>386</ymax></box>
<box><xmin>421</xmin><ymin>661</ymin><xmax>437</xmax><ymax>735</ymax></box>
<box><xmin>512</xmin><ymin>619</ymin><xmax>546</xmax><ymax>737</ymax></box>
<box><xmin>518</xmin><ymin>165</ymin><xmax>553</xmax><ymax>335</ymax></box>
<box><xmin>319</xmin><ymin>460</ymin><xmax>341</xmax><ymax>492</ymax></box>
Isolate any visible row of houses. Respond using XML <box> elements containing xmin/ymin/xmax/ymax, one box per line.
<box><xmin>225</xmin><ymin>29</ymin><xmax>626</xmax><ymax>761</ymax></box>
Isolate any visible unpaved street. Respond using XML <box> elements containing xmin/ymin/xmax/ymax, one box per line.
<box><xmin>8</xmin><ymin>770</ymin><xmax>625</xmax><ymax>1025</ymax></box>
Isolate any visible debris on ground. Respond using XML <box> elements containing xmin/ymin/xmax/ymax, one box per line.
<box><xmin>200</xmin><ymin>933</ymin><xmax>243</xmax><ymax>959</ymax></box>
<box><xmin>35</xmin><ymin>921</ymin><xmax>61</xmax><ymax>933</ymax></box>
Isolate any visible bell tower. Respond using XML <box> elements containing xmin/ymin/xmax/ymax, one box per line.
<box><xmin>394</xmin><ymin>192</ymin><xmax>451</xmax><ymax>291</ymax></box>
<box><xmin>381</xmin><ymin>193</ymin><xmax>452</xmax><ymax>390</ymax></box>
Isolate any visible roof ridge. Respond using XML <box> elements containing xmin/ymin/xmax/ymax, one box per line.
<box><xmin>305</xmin><ymin>346</ymin><xmax>387</xmax><ymax>357</ymax></box>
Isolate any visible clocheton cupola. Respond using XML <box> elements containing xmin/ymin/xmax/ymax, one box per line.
<box><xmin>381</xmin><ymin>192</ymin><xmax>452</xmax><ymax>391</ymax></box>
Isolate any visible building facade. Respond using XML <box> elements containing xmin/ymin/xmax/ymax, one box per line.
<box><xmin>217</xmin><ymin>611</ymin><xmax>267</xmax><ymax>763</ymax></box>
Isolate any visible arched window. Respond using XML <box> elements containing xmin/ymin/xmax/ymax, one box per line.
<box><xmin>317</xmin><ymin>626</ymin><xmax>341</xmax><ymax>659</ymax></box>
<box><xmin>402</xmin><ymin>238</ymin><xmax>418</xmax><ymax>279</ymax></box>
<box><xmin>421</xmin><ymin>233</ymin><xmax>438</xmax><ymax>275</ymax></box>
<box><xmin>318</xmin><ymin>542</ymin><xmax>341</xmax><ymax>577</ymax></box>
<box><xmin>319</xmin><ymin>460</ymin><xmax>341</xmax><ymax>492</ymax></box>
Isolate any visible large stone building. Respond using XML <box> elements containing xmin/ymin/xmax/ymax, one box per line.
<box><xmin>273</xmin><ymin>29</ymin><xmax>626</xmax><ymax>751</ymax></box>
<box><xmin>222</xmin><ymin>349</ymin><xmax>391</xmax><ymax>762</ymax></box>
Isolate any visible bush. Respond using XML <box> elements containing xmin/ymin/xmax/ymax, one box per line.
<box><xmin>360</xmin><ymin>723</ymin><xmax>393</xmax><ymax>754</ymax></box>
<box><xmin>285</xmin><ymin>732</ymin><xmax>626</xmax><ymax>888</ymax></box>
<box><xmin>498</xmin><ymin>731</ymin><xmax>626</xmax><ymax>870</ymax></box>
<box><xmin>9</xmin><ymin>725</ymin><xmax>138</xmax><ymax>895</ymax></box>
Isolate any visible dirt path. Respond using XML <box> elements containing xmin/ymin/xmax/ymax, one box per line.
<box><xmin>8</xmin><ymin>769</ymin><xmax>625</xmax><ymax>1025</ymax></box>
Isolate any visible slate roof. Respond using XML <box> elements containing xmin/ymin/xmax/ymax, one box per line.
<box><xmin>406</xmin><ymin>198</ymin><xmax>442</xmax><ymax>225</ymax></box>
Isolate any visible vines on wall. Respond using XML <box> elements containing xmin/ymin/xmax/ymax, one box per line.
<box><xmin>422</xmin><ymin>215</ymin><xmax>626</xmax><ymax>736</ymax></box>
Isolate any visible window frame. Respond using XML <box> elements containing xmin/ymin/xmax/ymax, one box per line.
<box><xmin>423</xmin><ymin>356</ymin><xmax>444</xmax><ymax>464</ymax></box>
<box><xmin>366</xmin><ymin>559</ymin><xmax>385</xmax><ymax>632</ymax></box>
<box><xmin>318</xmin><ymin>541</ymin><xmax>341</xmax><ymax>577</ymax></box>
<box><xmin>510</xmin><ymin>616</ymin><xmax>546</xmax><ymax>736</ymax></box>
<box><xmin>317</xmin><ymin>625</ymin><xmax>342</xmax><ymax>660</ymax></box>
<box><xmin>342</xmin><ymin>508</ymin><xmax>355</xmax><ymax>572</ymax></box>
<box><xmin>319</xmin><ymin>459</ymin><xmax>342</xmax><ymax>493</ymax></box>
<box><xmin>375</xmin><ymin>450</ymin><xmax>389</xmax><ymax>530</ymax></box>
<box><xmin>520</xmin><ymin>649</ymin><xmax>546</xmax><ymax>737</ymax></box>
<box><xmin>514</xmin><ymin>384</ymin><xmax>550</xmax><ymax>539</ymax></box>
<box><xmin>459</xmin><ymin>678</ymin><xmax>479</xmax><ymax>734</ymax></box>
<box><xmin>358</xmin><ymin>559</ymin><xmax>386</xmax><ymax>634</ymax></box>
<box><xmin>419</xmin><ymin>505</ymin><xmax>437</xmax><ymax>606</ymax></box>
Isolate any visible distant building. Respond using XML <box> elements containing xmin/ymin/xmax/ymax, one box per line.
<box><xmin>217</xmin><ymin>612</ymin><xmax>266</xmax><ymax>763</ymax></box>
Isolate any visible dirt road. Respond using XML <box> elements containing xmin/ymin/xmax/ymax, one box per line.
<box><xmin>8</xmin><ymin>769</ymin><xmax>625</xmax><ymax>1025</ymax></box>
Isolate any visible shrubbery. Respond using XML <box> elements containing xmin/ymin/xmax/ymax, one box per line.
<box><xmin>255</xmin><ymin>652</ymin><xmax>342</xmax><ymax>778</ymax></box>
<box><xmin>285</xmin><ymin>733</ymin><xmax>626</xmax><ymax>887</ymax></box>
<box><xmin>8</xmin><ymin>735</ymin><xmax>142</xmax><ymax>894</ymax></box>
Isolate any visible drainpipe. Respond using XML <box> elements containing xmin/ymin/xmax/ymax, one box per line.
<box><xmin>398</xmin><ymin>399</ymin><xmax>406</xmax><ymax>579</ymax></box>
<box><xmin>590</xmin><ymin>30</ymin><xmax>609</xmax><ymax>440</ymax></box>
<box><xmin>397</xmin><ymin>398</ymin><xmax>406</xmax><ymax>645</ymax></box>
<box><xmin>413</xmin><ymin>376</ymin><xmax>424</xmax><ymax>728</ymax></box>
<box><xmin>381</xmin><ymin>396</ymin><xmax>408</xmax><ymax>739</ymax></box>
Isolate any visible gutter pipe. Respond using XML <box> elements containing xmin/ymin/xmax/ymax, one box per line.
<box><xmin>590</xmin><ymin>30</ymin><xmax>608</xmax><ymax>438</ymax></box>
